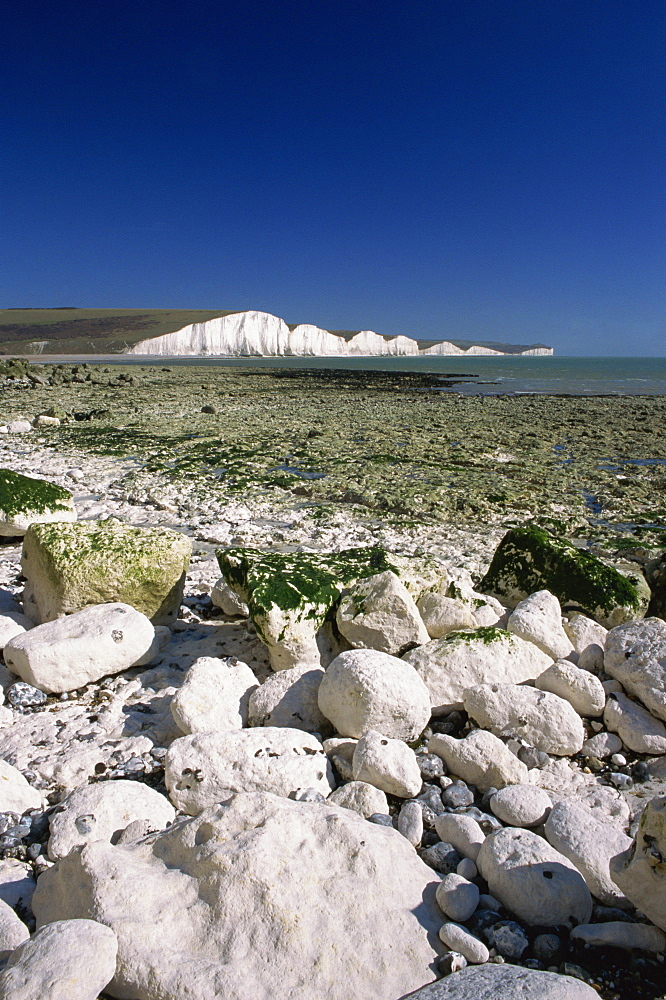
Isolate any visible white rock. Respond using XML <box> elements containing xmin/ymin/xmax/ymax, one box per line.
<box><xmin>472</xmin><ymin>595</ymin><xmax>508</xmax><ymax>628</ymax></box>
<box><xmin>610</xmin><ymin>794</ymin><xmax>666</xmax><ymax>932</ymax></box>
<box><xmin>398</xmin><ymin>800</ymin><xmax>424</xmax><ymax>846</ymax></box>
<box><xmin>544</xmin><ymin>800</ymin><xmax>632</xmax><ymax>907</ymax></box>
<box><xmin>507</xmin><ymin>590</ymin><xmax>574</xmax><ymax>660</ymax></box>
<box><xmin>328</xmin><ymin>780</ymin><xmax>389</xmax><ymax>818</ymax></box>
<box><xmin>32</xmin><ymin>791</ymin><xmax>443</xmax><ymax>1000</ymax></box>
<box><xmin>456</xmin><ymin>857</ymin><xmax>478</xmax><ymax>880</ymax></box>
<box><xmin>564</xmin><ymin>614</ymin><xmax>608</xmax><ymax>655</ymax></box>
<box><xmin>170</xmin><ymin>655</ymin><xmax>258</xmax><ymax>734</ymax></box>
<box><xmin>429</xmin><ymin>729</ymin><xmax>529</xmax><ymax>791</ymax></box>
<box><xmin>404</xmin><ymin>629</ymin><xmax>552</xmax><ymax>714</ymax></box>
<box><xmin>602</xmin><ymin>678</ymin><xmax>623</xmax><ymax>695</ymax></box>
<box><xmin>47</xmin><ymin>779</ymin><xmax>176</xmax><ymax>860</ymax></box>
<box><xmin>211</xmin><ymin>578</ymin><xmax>249</xmax><ymax>616</ymax></box>
<box><xmin>571</xmin><ymin>921</ymin><xmax>666</xmax><ymax>953</ymax></box>
<box><xmin>416</xmin><ymin>593</ymin><xmax>475</xmax><ymax>639</ymax></box>
<box><xmin>436</xmin><ymin>873</ymin><xmax>480</xmax><ymax>922</ymax></box>
<box><xmin>165</xmin><ymin>726</ymin><xmax>334</xmax><ymax>814</ymax></box>
<box><xmin>402</xmin><ymin>964</ymin><xmax>600</xmax><ymax>998</ymax></box>
<box><xmin>463</xmin><ymin>684</ymin><xmax>585</xmax><ymax>756</ymax></box>
<box><xmin>248</xmin><ymin>665</ymin><xmax>329</xmax><ymax>733</ymax></box>
<box><xmin>604</xmin><ymin>692</ymin><xmax>666</xmax><ymax>754</ymax></box>
<box><xmin>581</xmin><ymin>731</ymin><xmax>623</xmax><ymax>758</ymax></box>
<box><xmin>0</xmin><ymin>918</ymin><xmax>117</xmax><ymax>1000</ymax></box>
<box><xmin>0</xmin><ymin>861</ymin><xmax>35</xmax><ymax>913</ymax></box>
<box><xmin>0</xmin><ymin>759</ymin><xmax>41</xmax><ymax>813</ymax></box>
<box><xmin>535</xmin><ymin>660</ymin><xmax>606</xmax><ymax>717</ymax></box>
<box><xmin>0</xmin><ymin>899</ymin><xmax>28</xmax><ymax>956</ymax></box>
<box><xmin>5</xmin><ymin>420</ymin><xmax>32</xmax><ymax>434</ymax></box>
<box><xmin>477</xmin><ymin>827</ymin><xmax>592</xmax><ymax>927</ymax></box>
<box><xmin>3</xmin><ymin>603</ymin><xmax>156</xmax><ymax>693</ymax></box>
<box><xmin>336</xmin><ymin>570</ymin><xmax>430</xmax><ymax>654</ymax></box>
<box><xmin>33</xmin><ymin>414</ymin><xmax>60</xmax><ymax>427</ymax></box>
<box><xmin>438</xmin><ymin>922</ymin><xmax>489</xmax><ymax>964</ymax></box>
<box><xmin>434</xmin><ymin>813</ymin><xmax>485</xmax><ymax>862</ymax></box>
<box><xmin>352</xmin><ymin>729</ymin><xmax>422</xmax><ymax>798</ymax></box>
<box><xmin>490</xmin><ymin>784</ymin><xmax>552</xmax><ymax>827</ymax></box>
<box><xmin>577</xmin><ymin>643</ymin><xmax>605</xmax><ymax>674</ymax></box>
<box><xmin>318</xmin><ymin>648</ymin><xmax>431</xmax><ymax>741</ymax></box>
<box><xmin>604</xmin><ymin>618</ymin><xmax>666</xmax><ymax>723</ymax></box>
<box><xmin>0</xmin><ymin>613</ymin><xmax>33</xmax><ymax>651</ymax></box>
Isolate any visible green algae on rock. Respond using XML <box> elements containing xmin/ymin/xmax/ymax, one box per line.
<box><xmin>479</xmin><ymin>525</ymin><xmax>649</xmax><ymax>627</ymax></box>
<box><xmin>0</xmin><ymin>468</ymin><xmax>76</xmax><ymax>537</ymax></box>
<box><xmin>217</xmin><ymin>546</ymin><xmax>398</xmax><ymax>671</ymax></box>
<box><xmin>21</xmin><ymin>518</ymin><xmax>191</xmax><ymax>625</ymax></box>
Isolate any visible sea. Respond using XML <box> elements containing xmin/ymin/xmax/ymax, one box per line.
<box><xmin>31</xmin><ymin>354</ymin><xmax>666</xmax><ymax>396</ymax></box>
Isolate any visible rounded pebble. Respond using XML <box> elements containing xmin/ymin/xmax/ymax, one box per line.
<box><xmin>398</xmin><ymin>800</ymin><xmax>423</xmax><ymax>846</ymax></box>
<box><xmin>441</xmin><ymin>780</ymin><xmax>474</xmax><ymax>809</ymax></box>
<box><xmin>487</xmin><ymin>919</ymin><xmax>529</xmax><ymax>959</ymax></box>
<box><xmin>438</xmin><ymin>922</ymin><xmax>489</xmax><ymax>964</ymax></box>
<box><xmin>456</xmin><ymin>857</ymin><xmax>478</xmax><ymax>880</ymax></box>
<box><xmin>489</xmin><ymin>784</ymin><xmax>551</xmax><ymax>828</ymax></box>
<box><xmin>6</xmin><ymin>682</ymin><xmax>48</xmax><ymax>709</ymax></box>
<box><xmin>436</xmin><ymin>873</ymin><xmax>480</xmax><ymax>922</ymax></box>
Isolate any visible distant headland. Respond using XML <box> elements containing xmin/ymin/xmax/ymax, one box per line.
<box><xmin>0</xmin><ymin>308</ymin><xmax>552</xmax><ymax>357</ymax></box>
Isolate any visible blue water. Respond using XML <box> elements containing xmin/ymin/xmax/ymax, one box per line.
<box><xmin>34</xmin><ymin>354</ymin><xmax>666</xmax><ymax>395</ymax></box>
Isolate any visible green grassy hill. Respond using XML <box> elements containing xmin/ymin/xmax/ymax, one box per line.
<box><xmin>0</xmin><ymin>308</ymin><xmax>241</xmax><ymax>354</ymax></box>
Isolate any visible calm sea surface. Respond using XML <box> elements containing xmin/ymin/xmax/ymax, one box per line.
<box><xmin>33</xmin><ymin>354</ymin><xmax>666</xmax><ymax>395</ymax></box>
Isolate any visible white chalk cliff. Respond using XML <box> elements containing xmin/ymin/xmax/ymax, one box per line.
<box><xmin>126</xmin><ymin>310</ymin><xmax>553</xmax><ymax>358</ymax></box>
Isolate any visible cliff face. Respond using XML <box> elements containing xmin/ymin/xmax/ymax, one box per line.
<box><xmin>126</xmin><ymin>310</ymin><xmax>553</xmax><ymax>357</ymax></box>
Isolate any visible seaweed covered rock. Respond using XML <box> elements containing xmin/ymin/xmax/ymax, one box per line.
<box><xmin>479</xmin><ymin>526</ymin><xmax>649</xmax><ymax>628</ymax></box>
<box><xmin>216</xmin><ymin>545</ymin><xmax>398</xmax><ymax>671</ymax></box>
<box><xmin>21</xmin><ymin>517</ymin><xmax>192</xmax><ymax>625</ymax></box>
<box><xmin>0</xmin><ymin>469</ymin><xmax>76</xmax><ymax>537</ymax></box>
<box><xmin>32</xmin><ymin>792</ymin><xmax>443</xmax><ymax>1000</ymax></box>
<box><xmin>403</xmin><ymin>627</ymin><xmax>551</xmax><ymax>714</ymax></box>
<box><xmin>645</xmin><ymin>550</ymin><xmax>666</xmax><ymax>621</ymax></box>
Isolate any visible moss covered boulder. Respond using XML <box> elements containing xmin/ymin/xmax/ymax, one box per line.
<box><xmin>217</xmin><ymin>546</ymin><xmax>399</xmax><ymax>671</ymax></box>
<box><xmin>0</xmin><ymin>469</ymin><xmax>76</xmax><ymax>537</ymax></box>
<box><xmin>479</xmin><ymin>526</ymin><xmax>649</xmax><ymax>628</ymax></box>
<box><xmin>22</xmin><ymin>518</ymin><xmax>191</xmax><ymax>625</ymax></box>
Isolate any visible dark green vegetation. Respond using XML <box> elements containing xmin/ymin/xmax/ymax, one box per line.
<box><xmin>1</xmin><ymin>361</ymin><xmax>665</xmax><ymax>558</ymax></box>
<box><xmin>479</xmin><ymin>525</ymin><xmax>645</xmax><ymax>619</ymax></box>
<box><xmin>0</xmin><ymin>308</ymin><xmax>240</xmax><ymax>354</ymax></box>
<box><xmin>218</xmin><ymin>546</ymin><xmax>395</xmax><ymax>615</ymax></box>
<box><xmin>0</xmin><ymin>468</ymin><xmax>72</xmax><ymax>517</ymax></box>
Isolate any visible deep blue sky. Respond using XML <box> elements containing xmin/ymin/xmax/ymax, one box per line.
<box><xmin>1</xmin><ymin>1</ymin><xmax>664</xmax><ymax>355</ymax></box>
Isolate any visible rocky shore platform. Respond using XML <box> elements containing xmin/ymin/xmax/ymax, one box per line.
<box><xmin>0</xmin><ymin>359</ymin><xmax>665</xmax><ymax>1000</ymax></box>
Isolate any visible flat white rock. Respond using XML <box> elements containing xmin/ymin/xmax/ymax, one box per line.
<box><xmin>0</xmin><ymin>758</ymin><xmax>41</xmax><ymax>813</ymax></box>
<box><xmin>544</xmin><ymin>800</ymin><xmax>632</xmax><ymax>906</ymax></box>
<box><xmin>476</xmin><ymin>827</ymin><xmax>593</xmax><ymax>927</ymax></box>
<box><xmin>507</xmin><ymin>590</ymin><xmax>574</xmax><ymax>660</ymax></box>
<box><xmin>48</xmin><ymin>779</ymin><xmax>176</xmax><ymax>860</ymax></box>
<box><xmin>535</xmin><ymin>660</ymin><xmax>606</xmax><ymax>717</ymax></box>
<box><xmin>0</xmin><ymin>918</ymin><xmax>117</xmax><ymax>1000</ymax></box>
<box><xmin>604</xmin><ymin>618</ymin><xmax>666</xmax><ymax>723</ymax></box>
<box><xmin>4</xmin><ymin>602</ymin><xmax>156</xmax><ymax>693</ymax></box>
<box><xmin>429</xmin><ymin>728</ymin><xmax>528</xmax><ymax>791</ymax></box>
<box><xmin>32</xmin><ymin>791</ymin><xmax>443</xmax><ymax>1000</ymax></box>
<box><xmin>165</xmin><ymin>726</ymin><xmax>334</xmax><ymax>814</ymax></box>
<box><xmin>170</xmin><ymin>655</ymin><xmax>258</xmax><ymax>734</ymax></box>
<box><xmin>318</xmin><ymin>648</ymin><xmax>431</xmax><ymax>741</ymax></box>
<box><xmin>604</xmin><ymin>692</ymin><xmax>666</xmax><ymax>754</ymax></box>
<box><xmin>351</xmin><ymin>729</ymin><xmax>422</xmax><ymax>798</ymax></box>
<box><xmin>248</xmin><ymin>665</ymin><xmax>330</xmax><ymax>733</ymax></box>
<box><xmin>404</xmin><ymin>628</ymin><xmax>552</xmax><ymax>714</ymax></box>
<box><xmin>336</xmin><ymin>570</ymin><xmax>430</xmax><ymax>654</ymax></box>
<box><xmin>571</xmin><ymin>921</ymin><xmax>666</xmax><ymax>953</ymax></box>
<box><xmin>463</xmin><ymin>683</ymin><xmax>585</xmax><ymax>755</ymax></box>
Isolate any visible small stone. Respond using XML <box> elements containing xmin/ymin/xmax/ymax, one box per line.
<box><xmin>417</xmin><ymin>785</ymin><xmax>444</xmax><ymax>814</ymax></box>
<box><xmin>367</xmin><ymin>813</ymin><xmax>393</xmax><ymax>827</ymax></box>
<box><xmin>420</xmin><ymin>841</ymin><xmax>462</xmax><ymax>874</ymax></box>
<box><xmin>517</xmin><ymin>745</ymin><xmax>550</xmax><ymax>769</ymax></box>
<box><xmin>490</xmin><ymin>784</ymin><xmax>552</xmax><ymax>828</ymax></box>
<box><xmin>441</xmin><ymin>780</ymin><xmax>474</xmax><ymax>809</ymax></box>
<box><xmin>398</xmin><ymin>801</ymin><xmax>424</xmax><ymax>846</ymax></box>
<box><xmin>632</xmin><ymin>761</ymin><xmax>650</xmax><ymax>782</ymax></box>
<box><xmin>487</xmin><ymin>919</ymin><xmax>529</xmax><ymax>960</ymax></box>
<box><xmin>438</xmin><ymin>922</ymin><xmax>489</xmax><ymax>964</ymax></box>
<box><xmin>581</xmin><ymin>732</ymin><xmax>623</xmax><ymax>759</ymax></box>
<box><xmin>604</xmin><ymin>692</ymin><xmax>666</xmax><ymax>754</ymax></box>
<box><xmin>610</xmin><ymin>753</ymin><xmax>627</xmax><ymax>766</ymax></box>
<box><xmin>437</xmin><ymin>951</ymin><xmax>468</xmax><ymax>975</ymax></box>
<box><xmin>456</xmin><ymin>857</ymin><xmax>477</xmax><ymax>880</ymax></box>
<box><xmin>429</xmin><ymin>729</ymin><xmax>528</xmax><ymax>792</ymax></box>
<box><xmin>507</xmin><ymin>589</ymin><xmax>574</xmax><ymax>660</ymax></box>
<box><xmin>328</xmin><ymin>781</ymin><xmax>389</xmax><ymax>819</ymax></box>
<box><xmin>435</xmin><ymin>813</ymin><xmax>485</xmax><ymax>862</ymax></box>
<box><xmin>352</xmin><ymin>729</ymin><xmax>422</xmax><ymax>798</ymax></box>
<box><xmin>609</xmin><ymin>772</ymin><xmax>633</xmax><ymax>790</ymax></box>
<box><xmin>436</xmin><ymin>873</ymin><xmax>480</xmax><ymax>922</ymax></box>
<box><xmin>570</xmin><ymin>921</ymin><xmax>666</xmax><ymax>953</ymax></box>
<box><xmin>533</xmin><ymin>933</ymin><xmax>562</xmax><ymax>964</ymax></box>
<box><xmin>5</xmin><ymin>681</ymin><xmax>47</xmax><ymax>709</ymax></box>
<box><xmin>416</xmin><ymin>753</ymin><xmax>445</xmax><ymax>781</ymax></box>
